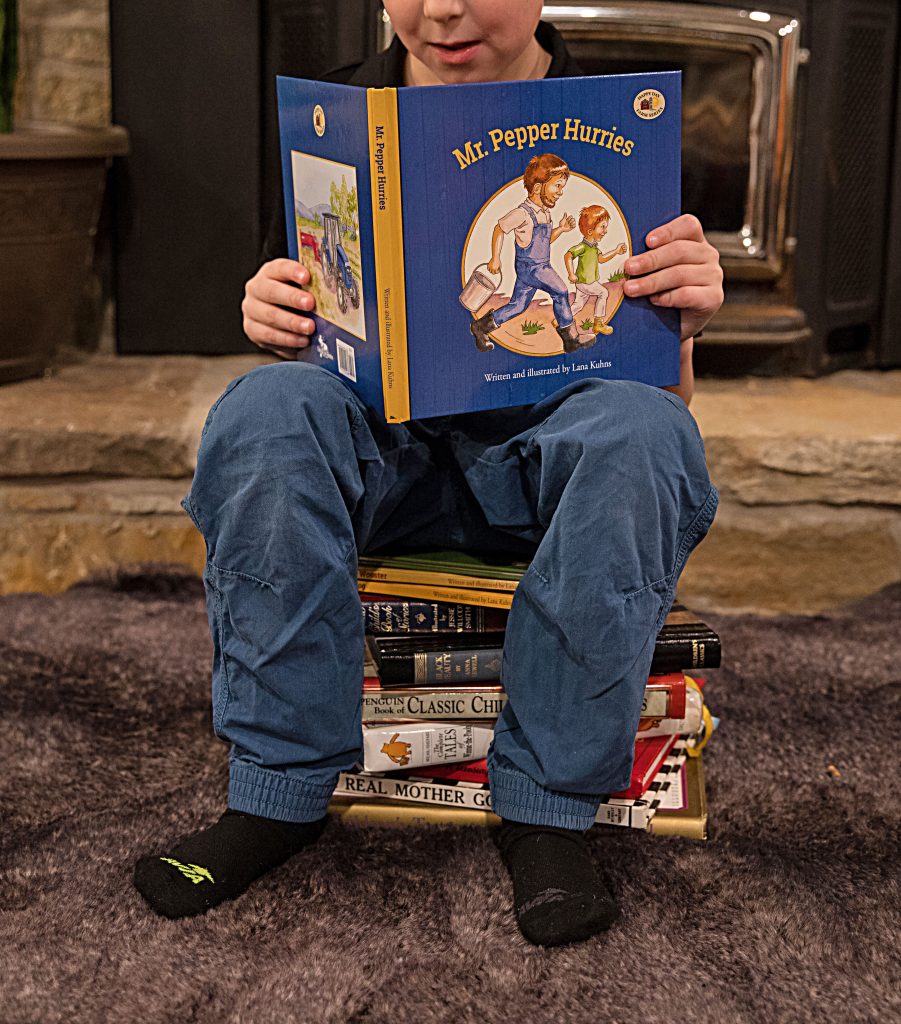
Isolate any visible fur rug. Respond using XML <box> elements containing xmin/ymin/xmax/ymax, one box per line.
<box><xmin>0</xmin><ymin>569</ymin><xmax>897</xmax><ymax>1024</ymax></box>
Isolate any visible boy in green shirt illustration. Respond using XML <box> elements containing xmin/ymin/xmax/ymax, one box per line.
<box><xmin>564</xmin><ymin>205</ymin><xmax>628</xmax><ymax>335</ymax></box>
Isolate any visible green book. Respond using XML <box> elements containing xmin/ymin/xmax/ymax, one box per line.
<box><xmin>358</xmin><ymin>549</ymin><xmax>529</xmax><ymax>583</ymax></box>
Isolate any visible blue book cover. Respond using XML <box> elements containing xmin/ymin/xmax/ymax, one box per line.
<box><xmin>277</xmin><ymin>71</ymin><xmax>681</xmax><ymax>421</ymax></box>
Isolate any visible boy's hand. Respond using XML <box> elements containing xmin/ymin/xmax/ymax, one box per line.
<box><xmin>242</xmin><ymin>259</ymin><xmax>317</xmax><ymax>359</ymax></box>
<box><xmin>622</xmin><ymin>214</ymin><xmax>723</xmax><ymax>341</ymax></box>
<box><xmin>616</xmin><ymin>243</ymin><xmax>628</xmax><ymax>256</ymax></box>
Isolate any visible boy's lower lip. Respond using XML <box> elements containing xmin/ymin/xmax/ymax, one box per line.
<box><xmin>428</xmin><ymin>41</ymin><xmax>482</xmax><ymax>65</ymax></box>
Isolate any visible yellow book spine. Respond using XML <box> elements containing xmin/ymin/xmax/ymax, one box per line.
<box><xmin>357</xmin><ymin>565</ymin><xmax>519</xmax><ymax>594</ymax></box>
<box><xmin>329</xmin><ymin>797</ymin><xmax>501</xmax><ymax>828</ymax></box>
<box><xmin>648</xmin><ymin>755</ymin><xmax>708</xmax><ymax>840</ymax></box>
<box><xmin>358</xmin><ymin>579</ymin><xmax>515</xmax><ymax>610</ymax></box>
<box><xmin>367</xmin><ymin>87</ymin><xmax>410</xmax><ymax>422</ymax></box>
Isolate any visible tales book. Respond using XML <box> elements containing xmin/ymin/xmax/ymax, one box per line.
<box><xmin>278</xmin><ymin>71</ymin><xmax>681</xmax><ymax>420</ymax></box>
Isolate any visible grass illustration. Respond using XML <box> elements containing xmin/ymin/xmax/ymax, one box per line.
<box><xmin>607</xmin><ymin>269</ymin><xmax>628</xmax><ymax>282</ymax></box>
<box><xmin>520</xmin><ymin>320</ymin><xmax>545</xmax><ymax>335</ymax></box>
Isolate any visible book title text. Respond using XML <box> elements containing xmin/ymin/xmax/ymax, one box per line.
<box><xmin>452</xmin><ymin>118</ymin><xmax>635</xmax><ymax>170</ymax></box>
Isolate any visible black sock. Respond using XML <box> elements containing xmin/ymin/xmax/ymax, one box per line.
<box><xmin>495</xmin><ymin>819</ymin><xmax>619</xmax><ymax>947</ymax></box>
<box><xmin>133</xmin><ymin>809</ymin><xmax>327</xmax><ymax>919</ymax></box>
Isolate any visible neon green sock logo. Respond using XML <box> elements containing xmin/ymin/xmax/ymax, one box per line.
<box><xmin>159</xmin><ymin>857</ymin><xmax>215</xmax><ymax>885</ymax></box>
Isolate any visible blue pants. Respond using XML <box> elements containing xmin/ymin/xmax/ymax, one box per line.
<box><xmin>184</xmin><ymin>362</ymin><xmax>717</xmax><ymax>829</ymax></box>
<box><xmin>492</xmin><ymin>258</ymin><xmax>574</xmax><ymax>329</ymax></box>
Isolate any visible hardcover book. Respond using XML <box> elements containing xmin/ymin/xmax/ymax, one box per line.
<box><xmin>361</xmin><ymin>594</ymin><xmax>508</xmax><ymax>634</ymax></box>
<box><xmin>333</xmin><ymin>740</ymin><xmax>689</xmax><ymax>830</ymax></box>
<box><xmin>361</xmin><ymin>721</ymin><xmax>494</xmax><ymax>772</ymax></box>
<box><xmin>277</xmin><ymin>71</ymin><xmax>681</xmax><ymax>420</ymax></box>
<box><xmin>369</xmin><ymin>630</ymin><xmax>717</xmax><ymax>683</ymax></box>
<box><xmin>360</xmin><ymin>675</ymin><xmax>685</xmax><ymax>721</ymax></box>
<box><xmin>398</xmin><ymin>733</ymin><xmax>678</xmax><ymax>800</ymax></box>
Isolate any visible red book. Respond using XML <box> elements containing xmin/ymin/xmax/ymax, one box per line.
<box><xmin>610</xmin><ymin>734</ymin><xmax>678</xmax><ymax>799</ymax></box>
<box><xmin>645</xmin><ymin>672</ymin><xmax>686</xmax><ymax>719</ymax></box>
<box><xmin>404</xmin><ymin>733</ymin><xmax>679</xmax><ymax>800</ymax></box>
<box><xmin>408</xmin><ymin>758</ymin><xmax>489</xmax><ymax>784</ymax></box>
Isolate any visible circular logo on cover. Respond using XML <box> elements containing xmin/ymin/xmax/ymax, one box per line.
<box><xmin>313</xmin><ymin>104</ymin><xmax>326</xmax><ymax>137</ymax></box>
<box><xmin>634</xmin><ymin>89</ymin><xmax>666</xmax><ymax>120</ymax></box>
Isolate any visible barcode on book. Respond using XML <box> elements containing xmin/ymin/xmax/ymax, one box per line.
<box><xmin>336</xmin><ymin>339</ymin><xmax>357</xmax><ymax>381</ymax></box>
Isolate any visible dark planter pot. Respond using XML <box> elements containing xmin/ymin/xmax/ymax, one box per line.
<box><xmin>0</xmin><ymin>123</ymin><xmax>129</xmax><ymax>384</ymax></box>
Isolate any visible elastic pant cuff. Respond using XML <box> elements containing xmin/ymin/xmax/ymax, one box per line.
<box><xmin>228</xmin><ymin>759</ymin><xmax>335</xmax><ymax>823</ymax></box>
<box><xmin>489</xmin><ymin>763</ymin><xmax>602</xmax><ymax>831</ymax></box>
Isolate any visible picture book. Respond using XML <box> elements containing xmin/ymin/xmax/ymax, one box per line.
<box><xmin>277</xmin><ymin>70</ymin><xmax>681</xmax><ymax>420</ymax></box>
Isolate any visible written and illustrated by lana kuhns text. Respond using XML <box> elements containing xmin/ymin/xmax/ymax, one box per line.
<box><xmin>485</xmin><ymin>358</ymin><xmax>612</xmax><ymax>384</ymax></box>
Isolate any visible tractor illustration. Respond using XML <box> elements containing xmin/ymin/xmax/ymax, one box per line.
<box><xmin>321</xmin><ymin>212</ymin><xmax>359</xmax><ymax>314</ymax></box>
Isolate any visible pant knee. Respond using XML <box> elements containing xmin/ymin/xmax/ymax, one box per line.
<box><xmin>200</xmin><ymin>361</ymin><xmax>357</xmax><ymax>449</ymax></box>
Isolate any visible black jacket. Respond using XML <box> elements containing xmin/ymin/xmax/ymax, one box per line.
<box><xmin>259</xmin><ymin>21</ymin><xmax>582</xmax><ymax>265</ymax></box>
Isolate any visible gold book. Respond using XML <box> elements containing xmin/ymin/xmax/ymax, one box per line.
<box><xmin>329</xmin><ymin>797</ymin><xmax>501</xmax><ymax>828</ymax></box>
<box><xmin>648</xmin><ymin>755</ymin><xmax>708</xmax><ymax>840</ymax></box>
<box><xmin>357</xmin><ymin>564</ymin><xmax>519</xmax><ymax>593</ymax></box>
<box><xmin>357</xmin><ymin>579</ymin><xmax>514</xmax><ymax>610</ymax></box>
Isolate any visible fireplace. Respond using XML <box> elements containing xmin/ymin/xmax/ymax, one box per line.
<box><xmin>383</xmin><ymin>0</ymin><xmax>901</xmax><ymax>375</ymax></box>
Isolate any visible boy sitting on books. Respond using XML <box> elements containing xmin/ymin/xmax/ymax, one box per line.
<box><xmin>134</xmin><ymin>0</ymin><xmax>723</xmax><ymax>948</ymax></box>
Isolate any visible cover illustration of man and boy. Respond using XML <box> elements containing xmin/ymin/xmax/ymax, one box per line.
<box><xmin>464</xmin><ymin>152</ymin><xmax>629</xmax><ymax>356</ymax></box>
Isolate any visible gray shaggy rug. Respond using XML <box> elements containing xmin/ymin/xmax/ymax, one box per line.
<box><xmin>0</xmin><ymin>569</ymin><xmax>898</xmax><ymax>1024</ymax></box>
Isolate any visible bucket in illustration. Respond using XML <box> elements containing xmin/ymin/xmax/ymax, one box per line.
<box><xmin>459</xmin><ymin>264</ymin><xmax>502</xmax><ymax>312</ymax></box>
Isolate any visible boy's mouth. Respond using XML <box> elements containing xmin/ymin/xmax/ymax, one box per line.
<box><xmin>427</xmin><ymin>40</ymin><xmax>483</xmax><ymax>65</ymax></box>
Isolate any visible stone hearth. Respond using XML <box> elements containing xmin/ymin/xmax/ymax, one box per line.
<box><xmin>1</xmin><ymin>355</ymin><xmax>899</xmax><ymax>614</ymax></box>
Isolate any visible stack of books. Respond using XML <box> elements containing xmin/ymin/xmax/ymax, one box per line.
<box><xmin>329</xmin><ymin>551</ymin><xmax>720</xmax><ymax>838</ymax></box>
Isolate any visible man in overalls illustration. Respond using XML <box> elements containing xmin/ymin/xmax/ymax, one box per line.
<box><xmin>471</xmin><ymin>153</ymin><xmax>595</xmax><ymax>354</ymax></box>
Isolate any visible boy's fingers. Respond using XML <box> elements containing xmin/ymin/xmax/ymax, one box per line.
<box><xmin>624</xmin><ymin>240</ymin><xmax>710</xmax><ymax>276</ymax></box>
<box><xmin>647</xmin><ymin>286</ymin><xmax>715</xmax><ymax>310</ymax></box>
<box><xmin>623</xmin><ymin>264</ymin><xmax>713</xmax><ymax>297</ymax></box>
<box><xmin>645</xmin><ymin>214</ymin><xmax>706</xmax><ymax>248</ymax></box>
<box><xmin>266</xmin><ymin>258</ymin><xmax>310</xmax><ymax>285</ymax></box>
<box><xmin>244</xmin><ymin>319</ymin><xmax>311</xmax><ymax>350</ymax></box>
<box><xmin>254</xmin><ymin>279</ymin><xmax>315</xmax><ymax>311</ymax></box>
<box><xmin>243</xmin><ymin>296</ymin><xmax>315</xmax><ymax>337</ymax></box>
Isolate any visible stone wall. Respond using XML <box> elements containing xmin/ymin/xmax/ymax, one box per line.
<box><xmin>15</xmin><ymin>0</ymin><xmax>111</xmax><ymax>127</ymax></box>
<box><xmin>1</xmin><ymin>358</ymin><xmax>900</xmax><ymax>613</ymax></box>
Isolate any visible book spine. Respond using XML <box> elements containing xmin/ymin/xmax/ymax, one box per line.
<box><xmin>358</xmin><ymin>565</ymin><xmax>519</xmax><ymax>593</ymax></box>
<box><xmin>635</xmin><ymin>686</ymin><xmax>703</xmax><ymax>738</ymax></box>
<box><xmin>329</xmin><ymin>798</ymin><xmax>501</xmax><ymax>828</ymax></box>
<box><xmin>358</xmin><ymin>580</ymin><xmax>514</xmax><ymax>610</ymax></box>
<box><xmin>362</xmin><ymin>681</ymin><xmax>682</xmax><ymax>720</ymax></box>
<box><xmin>333</xmin><ymin>773</ymin><xmax>659</xmax><ymax>830</ymax></box>
<box><xmin>651</xmin><ymin>634</ymin><xmax>721</xmax><ymax>671</ymax></box>
<box><xmin>335</xmin><ymin>772</ymin><xmax>494</xmax><ymax>810</ymax></box>
<box><xmin>362</xmin><ymin>690</ymin><xmax>506</xmax><ymax>722</ymax></box>
<box><xmin>362</xmin><ymin>722</ymin><xmax>494</xmax><ymax>772</ymax></box>
<box><xmin>376</xmin><ymin>643</ymin><xmax>707</xmax><ymax>686</ymax></box>
<box><xmin>366</xmin><ymin>87</ymin><xmax>410</xmax><ymax>422</ymax></box>
<box><xmin>407</xmin><ymin>760</ymin><xmax>490</xmax><ymax>784</ymax></box>
<box><xmin>362</xmin><ymin>599</ymin><xmax>505</xmax><ymax>634</ymax></box>
<box><xmin>379</xmin><ymin>648</ymin><xmax>503</xmax><ymax>685</ymax></box>
<box><xmin>641</xmin><ymin>683</ymin><xmax>683</xmax><ymax>719</ymax></box>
